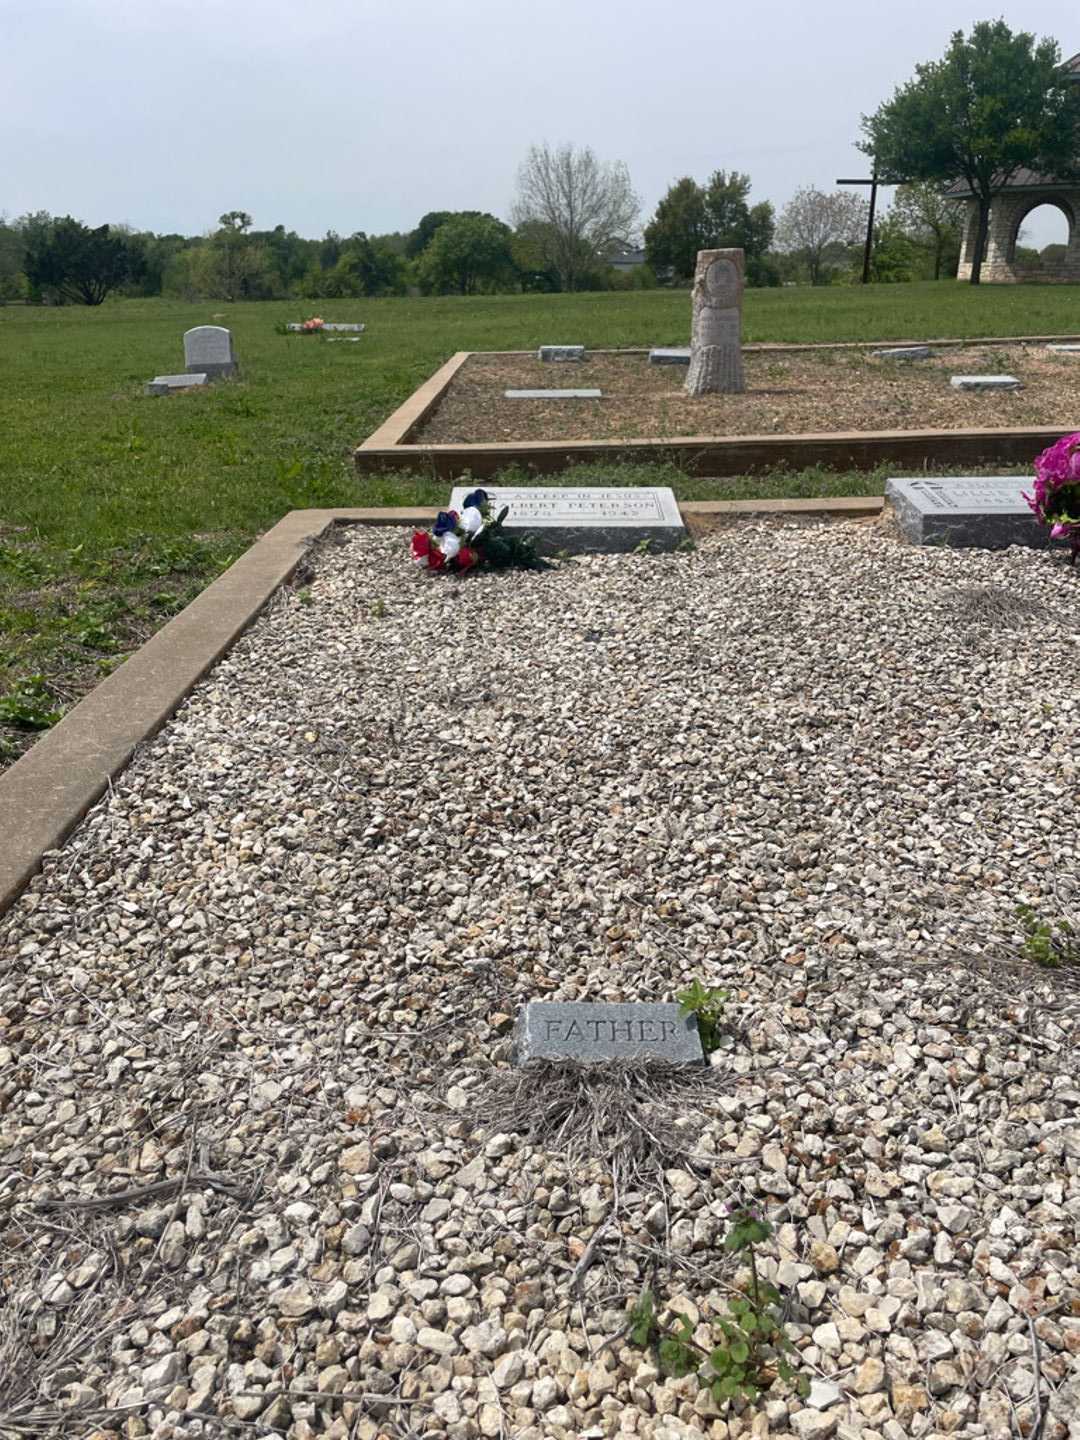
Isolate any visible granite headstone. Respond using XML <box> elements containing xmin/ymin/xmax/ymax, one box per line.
<box><xmin>538</xmin><ymin>345</ymin><xmax>585</xmax><ymax>362</ymax></box>
<box><xmin>1046</xmin><ymin>343</ymin><xmax>1080</xmax><ymax>354</ymax></box>
<box><xmin>649</xmin><ymin>347</ymin><xmax>691</xmax><ymax>366</ymax></box>
<box><xmin>184</xmin><ymin>326</ymin><xmax>237</xmax><ymax>379</ymax></box>
<box><xmin>516</xmin><ymin>1002</ymin><xmax>703</xmax><ymax>1065</ymax></box>
<box><xmin>448</xmin><ymin>485</ymin><xmax>686</xmax><ymax>555</ymax></box>
<box><xmin>886</xmin><ymin>476</ymin><xmax>1061</xmax><ymax>550</ymax></box>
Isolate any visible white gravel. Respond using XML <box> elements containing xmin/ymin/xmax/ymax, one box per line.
<box><xmin>2</xmin><ymin>518</ymin><xmax>1079</xmax><ymax>1440</ymax></box>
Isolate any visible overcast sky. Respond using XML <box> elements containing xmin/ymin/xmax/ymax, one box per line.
<box><xmin>3</xmin><ymin>0</ymin><xmax>1078</xmax><ymax>246</ymax></box>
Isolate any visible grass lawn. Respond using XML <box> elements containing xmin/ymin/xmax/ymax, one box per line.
<box><xmin>1</xmin><ymin>281</ymin><xmax>1077</xmax><ymax>765</ymax></box>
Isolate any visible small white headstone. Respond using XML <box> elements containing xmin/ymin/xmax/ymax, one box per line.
<box><xmin>145</xmin><ymin>373</ymin><xmax>208</xmax><ymax>396</ymax></box>
<box><xmin>649</xmin><ymin>347</ymin><xmax>691</xmax><ymax>365</ymax></box>
<box><xmin>183</xmin><ymin>326</ymin><xmax>237</xmax><ymax>379</ymax></box>
<box><xmin>949</xmin><ymin>375</ymin><xmax>1021</xmax><ymax>390</ymax></box>
<box><xmin>505</xmin><ymin>389</ymin><xmax>601</xmax><ymax>399</ymax></box>
<box><xmin>1046</xmin><ymin>343</ymin><xmax>1080</xmax><ymax>354</ymax></box>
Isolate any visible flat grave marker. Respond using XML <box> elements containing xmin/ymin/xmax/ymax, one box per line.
<box><xmin>322</xmin><ymin>323</ymin><xmax>365</xmax><ymax>333</ymax></box>
<box><xmin>1046</xmin><ymin>343</ymin><xmax>1080</xmax><ymax>354</ymax></box>
<box><xmin>184</xmin><ymin>326</ymin><xmax>237</xmax><ymax>379</ymax></box>
<box><xmin>649</xmin><ymin>347</ymin><xmax>691</xmax><ymax>365</ymax></box>
<box><xmin>950</xmin><ymin>374</ymin><xmax>1021</xmax><ymax>391</ymax></box>
<box><xmin>516</xmin><ymin>1001</ymin><xmax>703</xmax><ymax>1065</ymax></box>
<box><xmin>447</xmin><ymin>484</ymin><xmax>686</xmax><ymax>555</ymax></box>
<box><xmin>538</xmin><ymin>344</ymin><xmax>585</xmax><ymax>362</ymax></box>
<box><xmin>886</xmin><ymin>476</ymin><xmax>1062</xmax><ymax>550</ymax></box>
<box><xmin>145</xmin><ymin>373</ymin><xmax>208</xmax><ymax>397</ymax></box>
<box><xmin>504</xmin><ymin>388</ymin><xmax>601</xmax><ymax>400</ymax></box>
<box><xmin>872</xmin><ymin>346</ymin><xmax>932</xmax><ymax>361</ymax></box>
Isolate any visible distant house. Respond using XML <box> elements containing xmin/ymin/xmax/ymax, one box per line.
<box><xmin>608</xmin><ymin>243</ymin><xmax>648</xmax><ymax>272</ymax></box>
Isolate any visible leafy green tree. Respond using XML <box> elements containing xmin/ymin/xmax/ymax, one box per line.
<box><xmin>868</xmin><ymin>214</ymin><xmax>919</xmax><ymax>282</ymax></box>
<box><xmin>511</xmin><ymin>221</ymin><xmax>561</xmax><ymax>291</ymax></box>
<box><xmin>645</xmin><ymin>172</ymin><xmax>775</xmax><ymax>284</ymax></box>
<box><xmin>644</xmin><ymin>178</ymin><xmax>709</xmax><ymax>282</ymax></box>
<box><xmin>24</xmin><ymin>216</ymin><xmax>132</xmax><ymax>304</ymax></box>
<box><xmin>889</xmin><ymin>182</ymin><xmax>965</xmax><ymax>279</ymax></box>
<box><xmin>320</xmin><ymin>233</ymin><xmax>407</xmax><ymax>297</ymax></box>
<box><xmin>862</xmin><ymin>21</ymin><xmax>1080</xmax><ymax>283</ymax></box>
<box><xmin>417</xmin><ymin>215</ymin><xmax>515</xmax><ymax>294</ymax></box>
<box><xmin>0</xmin><ymin>219</ymin><xmax>27</xmax><ymax>300</ymax></box>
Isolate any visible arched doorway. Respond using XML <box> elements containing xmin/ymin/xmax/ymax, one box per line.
<box><xmin>1007</xmin><ymin>200</ymin><xmax>1074</xmax><ymax>277</ymax></box>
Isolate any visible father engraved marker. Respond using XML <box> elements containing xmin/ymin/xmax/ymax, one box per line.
<box><xmin>516</xmin><ymin>1002</ymin><xmax>704</xmax><ymax>1065</ymax></box>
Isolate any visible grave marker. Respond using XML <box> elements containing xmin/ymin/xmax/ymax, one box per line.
<box><xmin>447</xmin><ymin>484</ymin><xmax>686</xmax><ymax>555</ymax></box>
<box><xmin>949</xmin><ymin>375</ymin><xmax>1020</xmax><ymax>391</ymax></box>
<box><xmin>516</xmin><ymin>1002</ymin><xmax>703</xmax><ymax>1065</ymax></box>
<box><xmin>1046</xmin><ymin>343</ymin><xmax>1080</xmax><ymax>354</ymax></box>
<box><xmin>886</xmin><ymin>476</ymin><xmax>1060</xmax><ymax>549</ymax></box>
<box><xmin>538</xmin><ymin>345</ymin><xmax>585</xmax><ymax>362</ymax></box>
<box><xmin>649</xmin><ymin>347</ymin><xmax>691</xmax><ymax>365</ymax></box>
<box><xmin>184</xmin><ymin>326</ymin><xmax>237</xmax><ymax>379</ymax></box>
<box><xmin>145</xmin><ymin>373</ymin><xmax>208</xmax><ymax>397</ymax></box>
<box><xmin>504</xmin><ymin>388</ymin><xmax>601</xmax><ymax>400</ymax></box>
<box><xmin>872</xmin><ymin>346</ymin><xmax>932</xmax><ymax>361</ymax></box>
<box><xmin>686</xmin><ymin>248</ymin><xmax>745</xmax><ymax>395</ymax></box>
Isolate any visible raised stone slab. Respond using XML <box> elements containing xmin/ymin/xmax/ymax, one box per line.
<box><xmin>649</xmin><ymin>347</ymin><xmax>691</xmax><ymax>365</ymax></box>
<box><xmin>885</xmin><ymin>476</ymin><xmax>1061</xmax><ymax>549</ymax></box>
<box><xmin>145</xmin><ymin>373</ymin><xmax>208</xmax><ymax>397</ymax></box>
<box><xmin>515</xmin><ymin>1002</ymin><xmax>703</xmax><ymax>1065</ymax></box>
<box><xmin>504</xmin><ymin>388</ymin><xmax>601</xmax><ymax>400</ymax></box>
<box><xmin>538</xmin><ymin>345</ymin><xmax>585</xmax><ymax>362</ymax></box>
<box><xmin>950</xmin><ymin>374</ymin><xmax>1021</xmax><ymax>390</ymax></box>
<box><xmin>1046</xmin><ymin>343</ymin><xmax>1080</xmax><ymax>354</ymax></box>
<box><xmin>872</xmin><ymin>346</ymin><xmax>932</xmax><ymax>361</ymax></box>
<box><xmin>448</xmin><ymin>485</ymin><xmax>686</xmax><ymax>555</ymax></box>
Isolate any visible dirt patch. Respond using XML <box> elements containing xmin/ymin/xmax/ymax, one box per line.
<box><xmin>414</xmin><ymin>346</ymin><xmax>1080</xmax><ymax>444</ymax></box>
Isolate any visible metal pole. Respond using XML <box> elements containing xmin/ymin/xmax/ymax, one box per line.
<box><xmin>861</xmin><ymin>170</ymin><xmax>878</xmax><ymax>284</ymax></box>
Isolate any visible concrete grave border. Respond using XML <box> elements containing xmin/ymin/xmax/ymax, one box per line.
<box><xmin>0</xmin><ymin>497</ymin><xmax>882</xmax><ymax>919</ymax></box>
<box><xmin>354</xmin><ymin>337</ymin><xmax>1080</xmax><ymax>482</ymax></box>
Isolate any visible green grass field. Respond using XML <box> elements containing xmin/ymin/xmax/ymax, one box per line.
<box><xmin>2</xmin><ymin>281</ymin><xmax>1078</xmax><ymax>763</ymax></box>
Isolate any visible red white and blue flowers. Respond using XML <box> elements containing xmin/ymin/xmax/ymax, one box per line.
<box><xmin>1024</xmin><ymin>433</ymin><xmax>1080</xmax><ymax>562</ymax></box>
<box><xmin>410</xmin><ymin>489</ymin><xmax>538</xmax><ymax>573</ymax></box>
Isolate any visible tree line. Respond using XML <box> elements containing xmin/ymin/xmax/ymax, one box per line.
<box><xmin>12</xmin><ymin>16</ymin><xmax>1080</xmax><ymax>316</ymax></box>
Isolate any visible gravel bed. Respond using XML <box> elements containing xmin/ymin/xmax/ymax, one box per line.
<box><xmin>2</xmin><ymin>520</ymin><xmax>1079</xmax><ymax>1440</ymax></box>
<box><xmin>414</xmin><ymin>346</ymin><xmax>1079</xmax><ymax>443</ymax></box>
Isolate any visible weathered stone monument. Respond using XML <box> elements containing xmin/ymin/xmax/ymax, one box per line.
<box><xmin>184</xmin><ymin>326</ymin><xmax>237</xmax><ymax>379</ymax></box>
<box><xmin>447</xmin><ymin>485</ymin><xmax>685</xmax><ymax>555</ymax></box>
<box><xmin>685</xmin><ymin>248</ymin><xmax>745</xmax><ymax>396</ymax></box>
<box><xmin>516</xmin><ymin>1002</ymin><xmax>703</xmax><ymax>1065</ymax></box>
<box><xmin>886</xmin><ymin>476</ymin><xmax>1059</xmax><ymax>549</ymax></box>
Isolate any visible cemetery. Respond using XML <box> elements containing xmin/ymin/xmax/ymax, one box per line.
<box><xmin>2</xmin><ymin>277</ymin><xmax>1080</xmax><ymax>1440</ymax></box>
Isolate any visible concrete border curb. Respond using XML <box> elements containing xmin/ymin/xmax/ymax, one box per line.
<box><xmin>354</xmin><ymin>340</ymin><xmax>1078</xmax><ymax>482</ymax></box>
<box><xmin>0</xmin><ymin>497</ymin><xmax>882</xmax><ymax>919</ymax></box>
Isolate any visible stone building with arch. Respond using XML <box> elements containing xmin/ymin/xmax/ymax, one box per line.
<box><xmin>951</xmin><ymin>52</ymin><xmax>1080</xmax><ymax>282</ymax></box>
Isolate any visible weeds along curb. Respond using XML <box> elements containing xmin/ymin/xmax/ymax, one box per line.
<box><xmin>0</xmin><ymin>500</ymin><xmax>883</xmax><ymax>920</ymax></box>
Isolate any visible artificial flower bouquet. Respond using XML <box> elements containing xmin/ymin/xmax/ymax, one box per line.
<box><xmin>301</xmin><ymin>316</ymin><xmax>325</xmax><ymax>332</ymax></box>
<box><xmin>410</xmin><ymin>488</ymin><xmax>539</xmax><ymax>574</ymax></box>
<box><xmin>1024</xmin><ymin>433</ymin><xmax>1080</xmax><ymax>562</ymax></box>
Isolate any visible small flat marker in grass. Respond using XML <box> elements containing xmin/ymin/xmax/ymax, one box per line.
<box><xmin>145</xmin><ymin>373</ymin><xmax>208</xmax><ymax>397</ymax></box>
<box><xmin>871</xmin><ymin>345</ymin><xmax>932</xmax><ymax>360</ymax></box>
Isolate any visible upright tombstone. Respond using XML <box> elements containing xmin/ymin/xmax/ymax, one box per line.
<box><xmin>685</xmin><ymin>248</ymin><xmax>745</xmax><ymax>396</ymax></box>
<box><xmin>183</xmin><ymin>326</ymin><xmax>237</xmax><ymax>380</ymax></box>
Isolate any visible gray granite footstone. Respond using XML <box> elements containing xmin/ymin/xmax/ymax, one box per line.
<box><xmin>885</xmin><ymin>476</ymin><xmax>1064</xmax><ymax>549</ymax></box>
<box><xmin>949</xmin><ymin>375</ymin><xmax>1021</xmax><ymax>390</ymax></box>
<box><xmin>649</xmin><ymin>347</ymin><xmax>691</xmax><ymax>365</ymax></box>
<box><xmin>538</xmin><ymin>345</ymin><xmax>585</xmax><ymax>361</ymax></box>
<box><xmin>516</xmin><ymin>1002</ymin><xmax>703</xmax><ymax>1065</ymax></box>
<box><xmin>145</xmin><ymin>373</ymin><xmax>208</xmax><ymax>396</ymax></box>
<box><xmin>505</xmin><ymin>388</ymin><xmax>601</xmax><ymax>399</ymax></box>
<box><xmin>448</xmin><ymin>484</ymin><xmax>686</xmax><ymax>555</ymax></box>
<box><xmin>872</xmin><ymin>346</ymin><xmax>932</xmax><ymax>360</ymax></box>
<box><xmin>1047</xmin><ymin>344</ymin><xmax>1080</xmax><ymax>354</ymax></box>
<box><xmin>183</xmin><ymin>325</ymin><xmax>237</xmax><ymax>379</ymax></box>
